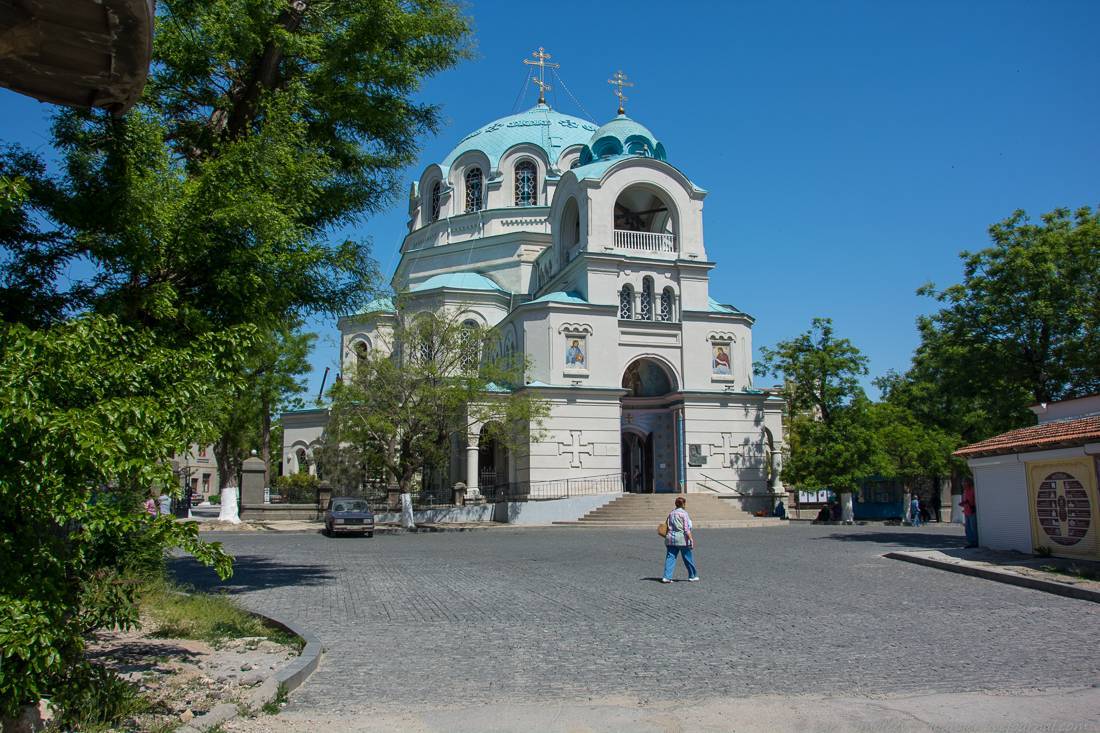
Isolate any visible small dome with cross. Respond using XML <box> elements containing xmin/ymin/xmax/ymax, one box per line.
<box><xmin>578</xmin><ymin>114</ymin><xmax>666</xmax><ymax>167</ymax></box>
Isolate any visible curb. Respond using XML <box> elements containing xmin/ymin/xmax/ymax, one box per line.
<box><xmin>884</xmin><ymin>551</ymin><xmax>1100</xmax><ymax>604</ymax></box>
<box><xmin>178</xmin><ymin>612</ymin><xmax>323</xmax><ymax>732</ymax></box>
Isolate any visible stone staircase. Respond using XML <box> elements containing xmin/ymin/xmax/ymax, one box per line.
<box><xmin>553</xmin><ymin>493</ymin><xmax>784</xmax><ymax>528</ymax></box>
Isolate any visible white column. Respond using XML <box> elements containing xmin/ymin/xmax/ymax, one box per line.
<box><xmin>466</xmin><ymin>441</ymin><xmax>480</xmax><ymax>497</ymax></box>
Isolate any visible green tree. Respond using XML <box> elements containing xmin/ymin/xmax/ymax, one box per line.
<box><xmin>213</xmin><ymin>323</ymin><xmax>316</xmax><ymax>494</ymax></box>
<box><xmin>324</xmin><ymin>304</ymin><xmax>548</xmax><ymax>524</ymax></box>
<box><xmin>756</xmin><ymin>319</ymin><xmax>881</xmax><ymax>513</ymax></box>
<box><xmin>0</xmin><ymin>0</ymin><xmax>471</xmax><ymax>719</ymax></box>
<box><xmin>868</xmin><ymin>401</ymin><xmax>958</xmax><ymax>501</ymax></box>
<box><xmin>756</xmin><ymin>317</ymin><xmax>868</xmax><ymax>425</ymax></box>
<box><xmin>0</xmin><ymin>316</ymin><xmax>236</xmax><ymax>722</ymax></box>
<box><xmin>917</xmin><ymin>206</ymin><xmax>1100</xmax><ymax>418</ymax></box>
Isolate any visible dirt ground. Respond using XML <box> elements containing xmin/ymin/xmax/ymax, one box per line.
<box><xmin>86</xmin><ymin>620</ymin><xmax>298</xmax><ymax>731</ymax></box>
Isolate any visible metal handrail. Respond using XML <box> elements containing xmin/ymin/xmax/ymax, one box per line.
<box><xmin>697</xmin><ymin>473</ymin><xmax>750</xmax><ymax>497</ymax></box>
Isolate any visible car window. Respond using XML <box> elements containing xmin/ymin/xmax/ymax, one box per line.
<box><xmin>332</xmin><ymin>503</ymin><xmax>346</xmax><ymax>512</ymax></box>
<box><xmin>347</xmin><ymin>500</ymin><xmax>368</xmax><ymax>512</ymax></box>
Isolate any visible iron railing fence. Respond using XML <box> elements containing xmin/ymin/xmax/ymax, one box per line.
<box><xmin>482</xmin><ymin>473</ymin><xmax>623</xmax><ymax>502</ymax></box>
<box><xmin>327</xmin><ymin>481</ymin><xmax>457</xmax><ymax>512</ymax></box>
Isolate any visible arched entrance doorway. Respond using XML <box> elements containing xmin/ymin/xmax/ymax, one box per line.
<box><xmin>478</xmin><ymin>422</ymin><xmax>508</xmax><ymax>495</ymax></box>
<box><xmin>620</xmin><ymin>358</ymin><xmax>678</xmax><ymax>493</ymax></box>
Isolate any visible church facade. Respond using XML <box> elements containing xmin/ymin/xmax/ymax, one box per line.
<box><xmin>283</xmin><ymin>84</ymin><xmax>786</xmax><ymax>508</ymax></box>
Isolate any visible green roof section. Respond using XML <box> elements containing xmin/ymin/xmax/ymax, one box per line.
<box><xmin>347</xmin><ymin>296</ymin><xmax>395</xmax><ymax>316</ymax></box>
<box><xmin>708</xmin><ymin>296</ymin><xmax>749</xmax><ymax>316</ymax></box>
<box><xmin>411</xmin><ymin>272</ymin><xmax>507</xmax><ymax>293</ymax></box>
<box><xmin>528</xmin><ymin>290</ymin><xmax>587</xmax><ymax>304</ymax></box>
<box><xmin>441</xmin><ymin>104</ymin><xmax>597</xmax><ymax>174</ymax></box>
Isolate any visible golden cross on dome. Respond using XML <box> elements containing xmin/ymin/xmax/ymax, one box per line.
<box><xmin>523</xmin><ymin>46</ymin><xmax>559</xmax><ymax>106</ymax></box>
<box><xmin>607</xmin><ymin>70</ymin><xmax>634</xmax><ymax>115</ymax></box>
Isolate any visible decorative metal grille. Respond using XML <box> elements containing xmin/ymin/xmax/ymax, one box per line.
<box><xmin>659</xmin><ymin>288</ymin><xmax>673</xmax><ymax>321</ymax></box>
<box><xmin>619</xmin><ymin>286</ymin><xmax>633</xmax><ymax>319</ymax></box>
<box><xmin>464</xmin><ymin>168</ymin><xmax>483</xmax><ymax>212</ymax></box>
<box><xmin>639</xmin><ymin>279</ymin><xmax>654</xmax><ymax>320</ymax></box>
<box><xmin>460</xmin><ymin>321</ymin><xmax>479</xmax><ymax>371</ymax></box>
<box><xmin>515</xmin><ymin>160</ymin><xmax>537</xmax><ymax>206</ymax></box>
<box><xmin>430</xmin><ymin>181</ymin><xmax>441</xmax><ymax>221</ymax></box>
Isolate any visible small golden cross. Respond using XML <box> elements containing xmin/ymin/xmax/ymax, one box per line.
<box><xmin>523</xmin><ymin>46</ymin><xmax>560</xmax><ymax>106</ymax></box>
<box><xmin>607</xmin><ymin>70</ymin><xmax>634</xmax><ymax>115</ymax></box>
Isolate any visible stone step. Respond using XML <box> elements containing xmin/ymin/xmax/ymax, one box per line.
<box><xmin>568</xmin><ymin>493</ymin><xmax>770</xmax><ymax>527</ymax></box>
<box><xmin>553</xmin><ymin>518</ymin><xmax>784</xmax><ymax>528</ymax></box>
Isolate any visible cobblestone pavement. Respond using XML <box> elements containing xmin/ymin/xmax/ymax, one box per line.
<box><xmin>172</xmin><ymin>523</ymin><xmax>1100</xmax><ymax>717</ymax></box>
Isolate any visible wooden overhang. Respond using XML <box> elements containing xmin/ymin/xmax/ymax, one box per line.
<box><xmin>0</xmin><ymin>0</ymin><xmax>155</xmax><ymax>114</ymax></box>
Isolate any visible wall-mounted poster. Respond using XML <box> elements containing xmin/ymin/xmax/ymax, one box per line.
<box><xmin>712</xmin><ymin>343</ymin><xmax>732</xmax><ymax>375</ymax></box>
<box><xmin>565</xmin><ymin>335</ymin><xmax>587</xmax><ymax>369</ymax></box>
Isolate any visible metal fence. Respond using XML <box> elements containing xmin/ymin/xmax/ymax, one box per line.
<box><xmin>482</xmin><ymin>473</ymin><xmax>623</xmax><ymax>502</ymax></box>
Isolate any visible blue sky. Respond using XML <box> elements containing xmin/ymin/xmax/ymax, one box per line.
<box><xmin>2</xmin><ymin>0</ymin><xmax>1097</xmax><ymax>402</ymax></box>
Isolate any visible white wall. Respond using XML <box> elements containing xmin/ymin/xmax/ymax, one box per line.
<box><xmin>970</xmin><ymin>455</ymin><xmax>1032</xmax><ymax>553</ymax></box>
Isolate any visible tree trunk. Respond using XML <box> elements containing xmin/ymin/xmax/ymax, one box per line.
<box><xmin>214</xmin><ymin>436</ymin><xmax>241</xmax><ymax>523</ymax></box>
<box><xmin>949</xmin><ymin>467</ymin><xmax>965</xmax><ymax>524</ymax></box>
<box><xmin>839</xmin><ymin>491</ymin><xmax>854</xmax><ymax>524</ymax></box>
<box><xmin>261</xmin><ymin>394</ymin><xmax>271</xmax><ymax>487</ymax></box>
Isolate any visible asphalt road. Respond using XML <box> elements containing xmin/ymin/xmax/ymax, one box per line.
<box><xmin>171</xmin><ymin>522</ymin><xmax>1100</xmax><ymax>731</ymax></box>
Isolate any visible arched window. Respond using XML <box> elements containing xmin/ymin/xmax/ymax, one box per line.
<box><xmin>619</xmin><ymin>285</ymin><xmax>634</xmax><ymax>320</ymax></box>
<box><xmin>354</xmin><ymin>341</ymin><xmax>370</xmax><ymax>365</ymax></box>
<box><xmin>430</xmin><ymin>181</ymin><xmax>442</xmax><ymax>222</ymax></box>
<box><xmin>460</xmin><ymin>320</ymin><xmax>480</xmax><ymax>372</ymax></box>
<box><xmin>640</xmin><ymin>278</ymin><xmax>654</xmax><ymax>321</ymax></box>
<box><xmin>514</xmin><ymin>160</ymin><xmax>537</xmax><ymax>207</ymax></box>
<box><xmin>464</xmin><ymin>167</ymin><xmax>483</xmax><ymax>212</ymax></box>
<box><xmin>659</xmin><ymin>288</ymin><xmax>674</xmax><ymax>322</ymax></box>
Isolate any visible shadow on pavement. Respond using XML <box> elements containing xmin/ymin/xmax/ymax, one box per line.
<box><xmin>169</xmin><ymin>554</ymin><xmax>333</xmax><ymax>594</ymax></box>
<box><xmin>816</xmin><ymin>531</ymin><xmax>967</xmax><ymax>550</ymax></box>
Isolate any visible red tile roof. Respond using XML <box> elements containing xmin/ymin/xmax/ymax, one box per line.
<box><xmin>954</xmin><ymin>415</ymin><xmax>1100</xmax><ymax>458</ymax></box>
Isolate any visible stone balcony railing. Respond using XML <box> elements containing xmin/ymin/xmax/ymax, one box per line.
<box><xmin>613</xmin><ymin>229</ymin><xmax>677</xmax><ymax>253</ymax></box>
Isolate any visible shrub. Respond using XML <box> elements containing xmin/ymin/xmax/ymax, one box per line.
<box><xmin>0</xmin><ymin>317</ymin><xmax>236</xmax><ymax>721</ymax></box>
<box><xmin>272</xmin><ymin>473</ymin><xmax>319</xmax><ymax>504</ymax></box>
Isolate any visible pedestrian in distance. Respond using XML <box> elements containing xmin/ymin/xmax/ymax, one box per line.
<box><xmin>961</xmin><ymin>477</ymin><xmax>979</xmax><ymax>547</ymax></box>
<box><xmin>143</xmin><ymin>494</ymin><xmax>157</xmax><ymax>516</ymax></box>
<box><xmin>910</xmin><ymin>493</ymin><xmax>922</xmax><ymax>527</ymax></box>
<box><xmin>661</xmin><ymin>496</ymin><xmax>699</xmax><ymax>583</ymax></box>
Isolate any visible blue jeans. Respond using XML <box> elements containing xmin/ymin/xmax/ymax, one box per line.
<box><xmin>964</xmin><ymin>514</ymin><xmax>978</xmax><ymax>546</ymax></box>
<box><xmin>663</xmin><ymin>545</ymin><xmax>697</xmax><ymax>580</ymax></box>
<box><xmin>911</xmin><ymin>508</ymin><xmax>921</xmax><ymax>527</ymax></box>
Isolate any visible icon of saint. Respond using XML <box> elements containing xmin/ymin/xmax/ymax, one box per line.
<box><xmin>566</xmin><ymin>338</ymin><xmax>585</xmax><ymax>366</ymax></box>
<box><xmin>713</xmin><ymin>345</ymin><xmax>731</xmax><ymax>374</ymax></box>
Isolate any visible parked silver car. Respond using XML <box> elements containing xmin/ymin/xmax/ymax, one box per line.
<box><xmin>324</xmin><ymin>497</ymin><xmax>375</xmax><ymax>537</ymax></box>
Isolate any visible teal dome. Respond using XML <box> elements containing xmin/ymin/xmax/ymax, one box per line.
<box><xmin>441</xmin><ymin>104</ymin><xmax>597</xmax><ymax>174</ymax></box>
<box><xmin>579</xmin><ymin>114</ymin><xmax>666</xmax><ymax>166</ymax></box>
<box><xmin>410</xmin><ymin>271</ymin><xmax>506</xmax><ymax>293</ymax></box>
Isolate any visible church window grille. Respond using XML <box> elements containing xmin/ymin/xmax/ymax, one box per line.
<box><xmin>460</xmin><ymin>320</ymin><xmax>480</xmax><ymax>372</ymax></box>
<box><xmin>515</xmin><ymin>160</ymin><xmax>537</xmax><ymax>206</ymax></box>
<box><xmin>430</xmin><ymin>181</ymin><xmax>441</xmax><ymax>222</ymax></box>
<box><xmin>639</xmin><ymin>278</ymin><xmax>654</xmax><ymax>321</ymax></box>
<box><xmin>619</xmin><ymin>285</ymin><xmax>634</xmax><ymax>320</ymax></box>
<box><xmin>659</xmin><ymin>288</ymin><xmax>674</xmax><ymax>321</ymax></box>
<box><xmin>464</xmin><ymin>168</ymin><xmax>483</xmax><ymax>212</ymax></box>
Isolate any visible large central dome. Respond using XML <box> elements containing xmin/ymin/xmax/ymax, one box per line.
<box><xmin>441</xmin><ymin>103</ymin><xmax>597</xmax><ymax>174</ymax></box>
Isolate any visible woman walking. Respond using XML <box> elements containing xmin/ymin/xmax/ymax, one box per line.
<box><xmin>662</xmin><ymin>496</ymin><xmax>699</xmax><ymax>583</ymax></box>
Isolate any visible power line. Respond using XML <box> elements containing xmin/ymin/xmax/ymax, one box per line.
<box><xmin>551</xmin><ymin>68</ymin><xmax>595</xmax><ymax>122</ymax></box>
<box><xmin>511</xmin><ymin>67</ymin><xmax>534</xmax><ymax>113</ymax></box>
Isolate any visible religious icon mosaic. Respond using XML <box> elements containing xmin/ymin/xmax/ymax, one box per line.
<box><xmin>711</xmin><ymin>343</ymin><xmax>732</xmax><ymax>375</ymax></box>
<box><xmin>564</xmin><ymin>335</ymin><xmax>587</xmax><ymax>369</ymax></box>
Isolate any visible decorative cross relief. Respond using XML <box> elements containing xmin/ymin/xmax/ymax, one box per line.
<box><xmin>558</xmin><ymin>430</ymin><xmax>593</xmax><ymax>468</ymax></box>
<box><xmin>710</xmin><ymin>433</ymin><xmax>741</xmax><ymax>469</ymax></box>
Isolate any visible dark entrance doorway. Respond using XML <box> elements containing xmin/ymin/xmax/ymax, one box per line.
<box><xmin>622</xmin><ymin>431</ymin><xmax>654</xmax><ymax>493</ymax></box>
<box><xmin>620</xmin><ymin>357</ymin><xmax>679</xmax><ymax>493</ymax></box>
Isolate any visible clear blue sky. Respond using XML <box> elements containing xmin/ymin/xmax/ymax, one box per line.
<box><xmin>2</xmin><ymin>1</ymin><xmax>1097</xmax><ymax>401</ymax></box>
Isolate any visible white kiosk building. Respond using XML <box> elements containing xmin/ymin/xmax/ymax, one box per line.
<box><xmin>284</xmin><ymin>69</ymin><xmax>786</xmax><ymax>512</ymax></box>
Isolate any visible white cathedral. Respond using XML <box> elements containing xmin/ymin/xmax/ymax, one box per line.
<box><xmin>282</xmin><ymin>60</ymin><xmax>786</xmax><ymax>511</ymax></box>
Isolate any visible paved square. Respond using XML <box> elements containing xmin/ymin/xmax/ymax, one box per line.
<box><xmin>172</xmin><ymin>523</ymin><xmax>1100</xmax><ymax>728</ymax></box>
